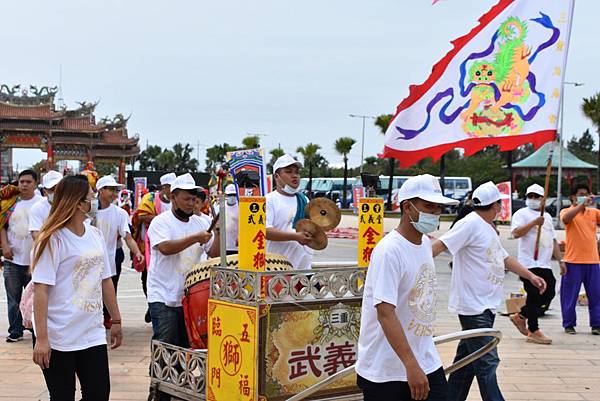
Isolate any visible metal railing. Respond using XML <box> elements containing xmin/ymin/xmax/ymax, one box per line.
<box><xmin>285</xmin><ymin>328</ymin><xmax>502</xmax><ymax>401</ymax></box>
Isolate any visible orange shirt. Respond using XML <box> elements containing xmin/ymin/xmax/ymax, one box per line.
<box><xmin>560</xmin><ymin>206</ymin><xmax>600</xmax><ymax>264</ymax></box>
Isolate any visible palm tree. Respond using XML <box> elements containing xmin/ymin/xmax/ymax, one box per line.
<box><xmin>296</xmin><ymin>143</ymin><xmax>322</xmax><ymax>197</ymax></box>
<box><xmin>205</xmin><ymin>143</ymin><xmax>238</xmax><ymax>172</ymax></box>
<box><xmin>268</xmin><ymin>147</ymin><xmax>285</xmax><ymax>174</ymax></box>
<box><xmin>374</xmin><ymin>114</ymin><xmax>395</xmax><ymax>210</ymax></box>
<box><xmin>242</xmin><ymin>135</ymin><xmax>261</xmax><ymax>150</ymax></box>
<box><xmin>334</xmin><ymin>137</ymin><xmax>356</xmax><ymax>208</ymax></box>
<box><xmin>582</xmin><ymin>93</ymin><xmax>600</xmax><ymax>190</ymax></box>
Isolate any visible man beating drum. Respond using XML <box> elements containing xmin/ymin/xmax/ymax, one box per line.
<box><xmin>266</xmin><ymin>154</ymin><xmax>314</xmax><ymax>270</ymax></box>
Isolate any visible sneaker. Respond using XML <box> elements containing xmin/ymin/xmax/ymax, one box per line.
<box><xmin>527</xmin><ymin>330</ymin><xmax>552</xmax><ymax>344</ymax></box>
<box><xmin>144</xmin><ymin>309</ymin><xmax>152</xmax><ymax>324</ymax></box>
<box><xmin>510</xmin><ymin>313</ymin><xmax>528</xmax><ymax>336</ymax></box>
<box><xmin>592</xmin><ymin>327</ymin><xmax>600</xmax><ymax>335</ymax></box>
<box><xmin>6</xmin><ymin>334</ymin><xmax>23</xmax><ymax>343</ymax></box>
<box><xmin>564</xmin><ymin>327</ymin><xmax>576</xmax><ymax>335</ymax></box>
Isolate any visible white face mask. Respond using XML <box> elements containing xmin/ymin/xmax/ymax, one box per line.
<box><xmin>281</xmin><ymin>184</ymin><xmax>300</xmax><ymax>195</ymax></box>
<box><xmin>409</xmin><ymin>202</ymin><xmax>440</xmax><ymax>234</ymax></box>
<box><xmin>84</xmin><ymin>198</ymin><xmax>99</xmax><ymax>220</ymax></box>
<box><xmin>226</xmin><ymin>196</ymin><xmax>237</xmax><ymax>206</ymax></box>
<box><xmin>47</xmin><ymin>193</ymin><xmax>54</xmax><ymax>204</ymax></box>
<box><xmin>526</xmin><ymin>198</ymin><xmax>541</xmax><ymax>210</ymax></box>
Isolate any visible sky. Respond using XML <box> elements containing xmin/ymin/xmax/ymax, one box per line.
<box><xmin>4</xmin><ymin>0</ymin><xmax>599</xmax><ymax>171</ymax></box>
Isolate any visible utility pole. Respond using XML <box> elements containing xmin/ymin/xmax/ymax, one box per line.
<box><xmin>349</xmin><ymin>114</ymin><xmax>376</xmax><ymax>173</ymax></box>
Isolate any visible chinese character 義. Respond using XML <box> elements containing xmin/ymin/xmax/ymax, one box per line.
<box><xmin>323</xmin><ymin>341</ymin><xmax>357</xmax><ymax>376</ymax></box>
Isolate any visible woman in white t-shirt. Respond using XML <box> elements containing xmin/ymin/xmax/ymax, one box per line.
<box><xmin>31</xmin><ymin>175</ymin><xmax>122</xmax><ymax>401</ymax></box>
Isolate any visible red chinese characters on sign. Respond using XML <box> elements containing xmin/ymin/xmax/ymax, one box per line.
<box><xmin>240</xmin><ymin>323</ymin><xmax>250</xmax><ymax>343</ymax></box>
<box><xmin>212</xmin><ymin>317</ymin><xmax>222</xmax><ymax>336</ymax></box>
<box><xmin>252</xmin><ymin>230</ymin><xmax>266</xmax><ymax>250</ymax></box>
<box><xmin>238</xmin><ymin>374</ymin><xmax>251</xmax><ymax>396</ymax></box>
<box><xmin>221</xmin><ymin>336</ymin><xmax>242</xmax><ymax>375</ymax></box>
<box><xmin>211</xmin><ymin>367</ymin><xmax>221</xmax><ymax>389</ymax></box>
<box><xmin>253</xmin><ymin>252</ymin><xmax>266</xmax><ymax>269</ymax></box>
<box><xmin>361</xmin><ymin>247</ymin><xmax>374</xmax><ymax>264</ymax></box>
<box><xmin>362</xmin><ymin>226</ymin><xmax>380</xmax><ymax>245</ymax></box>
<box><xmin>287</xmin><ymin>342</ymin><xmax>357</xmax><ymax>380</ymax></box>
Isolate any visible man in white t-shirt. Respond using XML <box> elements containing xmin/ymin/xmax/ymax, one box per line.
<box><xmin>266</xmin><ymin>154</ymin><xmax>312</xmax><ymax>269</ymax></box>
<box><xmin>95</xmin><ymin>176</ymin><xmax>144</xmax><ymax>327</ymax></box>
<box><xmin>431</xmin><ymin>181</ymin><xmax>547</xmax><ymax>401</ymax></box>
<box><xmin>1</xmin><ymin>169</ymin><xmax>43</xmax><ymax>342</ymax></box>
<box><xmin>29</xmin><ymin>170</ymin><xmax>63</xmax><ymax>240</ymax></box>
<box><xmin>147</xmin><ymin>173</ymin><xmax>220</xmax><ymax>346</ymax></box>
<box><xmin>509</xmin><ymin>184</ymin><xmax>562</xmax><ymax>344</ymax></box>
<box><xmin>356</xmin><ymin>174</ymin><xmax>457</xmax><ymax>401</ymax></box>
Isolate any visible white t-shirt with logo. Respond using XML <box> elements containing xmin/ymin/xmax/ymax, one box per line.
<box><xmin>265</xmin><ymin>191</ymin><xmax>313</xmax><ymax>270</ymax></box>
<box><xmin>6</xmin><ymin>195</ymin><xmax>43</xmax><ymax>265</ymax></box>
<box><xmin>356</xmin><ymin>230</ymin><xmax>441</xmax><ymax>382</ymax></box>
<box><xmin>440</xmin><ymin>212</ymin><xmax>509</xmax><ymax>315</ymax></box>
<box><xmin>95</xmin><ymin>204</ymin><xmax>131</xmax><ymax>276</ymax></box>
<box><xmin>147</xmin><ymin>211</ymin><xmax>214</xmax><ymax>307</ymax></box>
<box><xmin>511</xmin><ymin>207</ymin><xmax>555</xmax><ymax>269</ymax></box>
<box><xmin>29</xmin><ymin>198</ymin><xmax>52</xmax><ymax>232</ymax></box>
<box><xmin>32</xmin><ymin>224</ymin><xmax>112</xmax><ymax>352</ymax></box>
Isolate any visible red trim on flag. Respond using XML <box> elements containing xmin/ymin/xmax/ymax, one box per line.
<box><xmin>394</xmin><ymin>0</ymin><xmax>514</xmax><ymax>114</ymax></box>
<box><xmin>382</xmin><ymin>130</ymin><xmax>556</xmax><ymax>168</ymax></box>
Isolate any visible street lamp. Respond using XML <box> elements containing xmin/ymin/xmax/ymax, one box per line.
<box><xmin>556</xmin><ymin>81</ymin><xmax>584</xmax><ymax>227</ymax></box>
<box><xmin>349</xmin><ymin>114</ymin><xmax>376</xmax><ymax>173</ymax></box>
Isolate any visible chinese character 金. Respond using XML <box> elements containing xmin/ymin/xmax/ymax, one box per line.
<box><xmin>362</xmin><ymin>226</ymin><xmax>380</xmax><ymax>245</ymax></box>
<box><xmin>252</xmin><ymin>230</ymin><xmax>266</xmax><ymax>250</ymax></box>
<box><xmin>253</xmin><ymin>251</ymin><xmax>266</xmax><ymax>269</ymax></box>
<box><xmin>323</xmin><ymin>341</ymin><xmax>356</xmax><ymax>376</ymax></box>
<box><xmin>288</xmin><ymin>345</ymin><xmax>322</xmax><ymax>380</ymax></box>
<box><xmin>238</xmin><ymin>374</ymin><xmax>251</xmax><ymax>396</ymax></box>
<box><xmin>240</xmin><ymin>323</ymin><xmax>250</xmax><ymax>343</ymax></box>
<box><xmin>212</xmin><ymin>317</ymin><xmax>222</xmax><ymax>336</ymax></box>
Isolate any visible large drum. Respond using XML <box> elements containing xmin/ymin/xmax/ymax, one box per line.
<box><xmin>182</xmin><ymin>254</ymin><xmax>292</xmax><ymax>349</ymax></box>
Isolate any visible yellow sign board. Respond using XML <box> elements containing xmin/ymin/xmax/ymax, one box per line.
<box><xmin>207</xmin><ymin>299</ymin><xmax>259</xmax><ymax>401</ymax></box>
<box><xmin>358</xmin><ymin>198</ymin><xmax>384</xmax><ymax>267</ymax></box>
<box><xmin>238</xmin><ymin>197</ymin><xmax>266</xmax><ymax>271</ymax></box>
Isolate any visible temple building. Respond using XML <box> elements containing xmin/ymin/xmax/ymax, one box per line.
<box><xmin>0</xmin><ymin>84</ymin><xmax>140</xmax><ymax>183</ymax></box>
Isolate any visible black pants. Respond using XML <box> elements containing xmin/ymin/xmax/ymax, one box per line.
<box><xmin>40</xmin><ymin>344</ymin><xmax>110</xmax><ymax>401</ymax></box>
<box><xmin>103</xmin><ymin>248</ymin><xmax>124</xmax><ymax>320</ymax></box>
<box><xmin>357</xmin><ymin>367</ymin><xmax>447</xmax><ymax>401</ymax></box>
<box><xmin>141</xmin><ymin>269</ymin><xmax>148</xmax><ymax>297</ymax></box>
<box><xmin>519</xmin><ymin>267</ymin><xmax>556</xmax><ymax>332</ymax></box>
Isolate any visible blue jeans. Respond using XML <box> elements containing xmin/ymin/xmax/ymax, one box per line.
<box><xmin>3</xmin><ymin>261</ymin><xmax>31</xmax><ymax>337</ymax></box>
<box><xmin>358</xmin><ymin>367</ymin><xmax>447</xmax><ymax>401</ymax></box>
<box><xmin>148</xmin><ymin>302</ymin><xmax>189</xmax><ymax>348</ymax></box>
<box><xmin>447</xmin><ymin>310</ymin><xmax>504</xmax><ymax>401</ymax></box>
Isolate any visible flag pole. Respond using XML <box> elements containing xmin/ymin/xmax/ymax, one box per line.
<box><xmin>534</xmin><ymin>144</ymin><xmax>555</xmax><ymax>260</ymax></box>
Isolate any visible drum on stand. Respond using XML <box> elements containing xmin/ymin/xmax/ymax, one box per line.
<box><xmin>182</xmin><ymin>253</ymin><xmax>292</xmax><ymax>349</ymax></box>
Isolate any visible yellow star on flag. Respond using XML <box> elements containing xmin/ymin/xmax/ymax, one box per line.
<box><xmin>552</xmin><ymin>88</ymin><xmax>560</xmax><ymax>99</ymax></box>
<box><xmin>553</xmin><ymin>67</ymin><xmax>561</xmax><ymax>76</ymax></box>
<box><xmin>549</xmin><ymin>114</ymin><xmax>557</xmax><ymax>124</ymax></box>
<box><xmin>556</xmin><ymin>41</ymin><xmax>564</xmax><ymax>52</ymax></box>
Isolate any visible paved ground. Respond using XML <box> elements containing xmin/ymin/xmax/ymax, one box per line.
<box><xmin>1</xmin><ymin>218</ymin><xmax>599</xmax><ymax>400</ymax></box>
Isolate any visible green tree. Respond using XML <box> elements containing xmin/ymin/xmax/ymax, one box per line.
<box><xmin>568</xmin><ymin>129</ymin><xmax>596</xmax><ymax>164</ymax></box>
<box><xmin>205</xmin><ymin>143</ymin><xmax>238</xmax><ymax>172</ymax></box>
<box><xmin>172</xmin><ymin>143</ymin><xmax>199</xmax><ymax>172</ymax></box>
<box><xmin>296</xmin><ymin>143</ymin><xmax>322</xmax><ymax>197</ymax></box>
<box><xmin>334</xmin><ymin>137</ymin><xmax>356</xmax><ymax>208</ymax></box>
<box><xmin>137</xmin><ymin>145</ymin><xmax>163</xmax><ymax>170</ymax></box>
<box><xmin>582</xmin><ymin>93</ymin><xmax>600</xmax><ymax>189</ymax></box>
<box><xmin>96</xmin><ymin>162</ymin><xmax>117</xmax><ymax>176</ymax></box>
<box><xmin>268</xmin><ymin>147</ymin><xmax>285</xmax><ymax>174</ymax></box>
<box><xmin>374</xmin><ymin>114</ymin><xmax>394</xmax><ymax>210</ymax></box>
<box><xmin>242</xmin><ymin>135</ymin><xmax>261</xmax><ymax>150</ymax></box>
<box><xmin>31</xmin><ymin>160</ymin><xmax>47</xmax><ymax>175</ymax></box>
<box><xmin>156</xmin><ymin>150</ymin><xmax>176</xmax><ymax>171</ymax></box>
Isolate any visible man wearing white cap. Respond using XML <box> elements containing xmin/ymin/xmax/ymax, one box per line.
<box><xmin>224</xmin><ymin>184</ymin><xmax>239</xmax><ymax>255</ymax></box>
<box><xmin>95</xmin><ymin>175</ymin><xmax>144</xmax><ymax>327</ymax></box>
<box><xmin>432</xmin><ymin>181</ymin><xmax>547</xmax><ymax>401</ymax></box>
<box><xmin>356</xmin><ymin>174</ymin><xmax>457</xmax><ymax>401</ymax></box>
<box><xmin>146</xmin><ymin>173</ymin><xmax>219</xmax><ymax>349</ymax></box>
<box><xmin>509</xmin><ymin>184</ymin><xmax>561</xmax><ymax>344</ymax></box>
<box><xmin>266</xmin><ymin>154</ymin><xmax>312</xmax><ymax>270</ymax></box>
<box><xmin>29</xmin><ymin>170</ymin><xmax>63</xmax><ymax>240</ymax></box>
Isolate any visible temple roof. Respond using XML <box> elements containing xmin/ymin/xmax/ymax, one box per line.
<box><xmin>513</xmin><ymin>141</ymin><xmax>596</xmax><ymax>170</ymax></box>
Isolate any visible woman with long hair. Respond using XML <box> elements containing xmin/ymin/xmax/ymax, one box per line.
<box><xmin>31</xmin><ymin>175</ymin><xmax>123</xmax><ymax>401</ymax></box>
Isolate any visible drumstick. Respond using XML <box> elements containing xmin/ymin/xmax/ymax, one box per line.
<box><xmin>207</xmin><ymin>213</ymin><xmax>220</xmax><ymax>233</ymax></box>
<box><xmin>534</xmin><ymin>145</ymin><xmax>554</xmax><ymax>260</ymax></box>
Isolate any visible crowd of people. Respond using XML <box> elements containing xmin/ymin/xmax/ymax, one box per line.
<box><xmin>0</xmin><ymin>156</ymin><xmax>598</xmax><ymax>401</ymax></box>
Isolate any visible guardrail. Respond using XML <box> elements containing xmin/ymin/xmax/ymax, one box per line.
<box><xmin>285</xmin><ymin>328</ymin><xmax>502</xmax><ymax>401</ymax></box>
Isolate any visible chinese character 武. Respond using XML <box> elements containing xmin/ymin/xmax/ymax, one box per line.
<box><xmin>288</xmin><ymin>345</ymin><xmax>322</xmax><ymax>380</ymax></box>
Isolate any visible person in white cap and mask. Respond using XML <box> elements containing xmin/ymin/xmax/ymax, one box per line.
<box><xmin>431</xmin><ymin>181</ymin><xmax>547</xmax><ymax>401</ymax></box>
<box><xmin>224</xmin><ymin>184</ymin><xmax>239</xmax><ymax>255</ymax></box>
<box><xmin>29</xmin><ymin>170</ymin><xmax>63</xmax><ymax>240</ymax></box>
<box><xmin>146</xmin><ymin>173</ymin><xmax>220</xmax><ymax>401</ymax></box>
<box><xmin>266</xmin><ymin>154</ymin><xmax>312</xmax><ymax>270</ymax></box>
<box><xmin>356</xmin><ymin>174</ymin><xmax>457</xmax><ymax>401</ymax></box>
<box><xmin>95</xmin><ymin>175</ymin><xmax>144</xmax><ymax>328</ymax></box>
<box><xmin>509</xmin><ymin>183</ymin><xmax>561</xmax><ymax>344</ymax></box>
